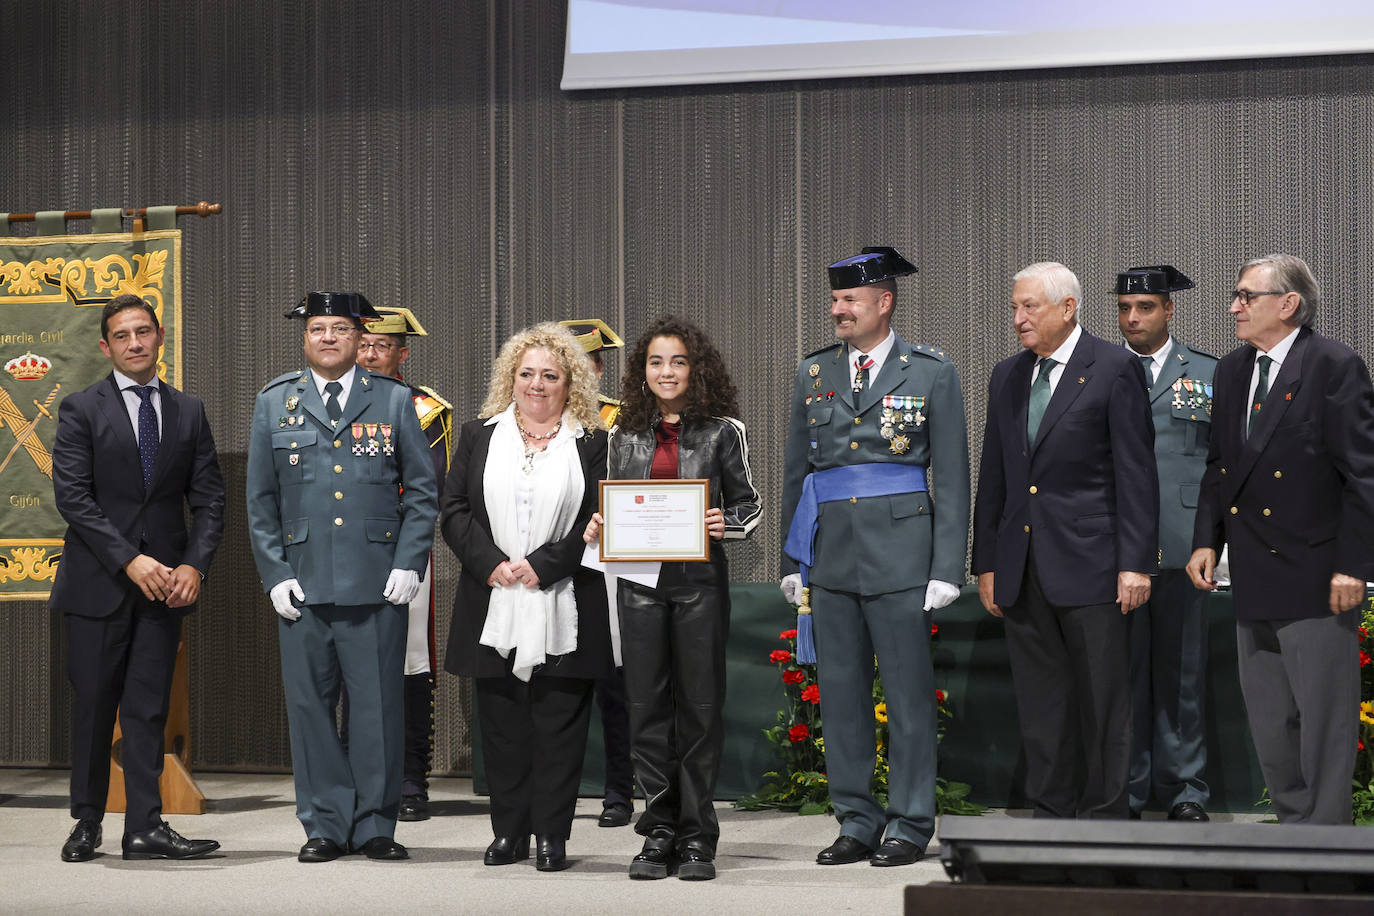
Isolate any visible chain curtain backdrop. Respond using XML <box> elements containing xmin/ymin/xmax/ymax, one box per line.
<box><xmin>2</xmin><ymin>1</ymin><xmax>1373</xmax><ymax>783</ymax></box>
<box><xmin>0</xmin><ymin>228</ymin><xmax>182</xmax><ymax>600</ymax></box>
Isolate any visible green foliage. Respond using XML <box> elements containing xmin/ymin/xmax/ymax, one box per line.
<box><xmin>734</xmin><ymin>621</ymin><xmax>986</xmax><ymax>817</ymax></box>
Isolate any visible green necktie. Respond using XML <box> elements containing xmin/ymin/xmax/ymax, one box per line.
<box><xmin>1140</xmin><ymin>354</ymin><xmax>1154</xmax><ymax>387</ymax></box>
<box><xmin>1248</xmin><ymin>354</ymin><xmax>1272</xmax><ymax>435</ymax></box>
<box><xmin>1027</xmin><ymin>357</ymin><xmax>1056</xmax><ymax>447</ymax></box>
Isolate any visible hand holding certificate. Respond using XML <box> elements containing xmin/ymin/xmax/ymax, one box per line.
<box><xmin>594</xmin><ymin>479</ymin><xmax>711</xmax><ymax>562</ymax></box>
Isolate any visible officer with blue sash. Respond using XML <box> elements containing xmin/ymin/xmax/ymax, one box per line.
<box><xmin>1117</xmin><ymin>265</ymin><xmax>1216</xmax><ymax>821</ymax></box>
<box><xmin>780</xmin><ymin>247</ymin><xmax>970</xmax><ymax>867</ymax></box>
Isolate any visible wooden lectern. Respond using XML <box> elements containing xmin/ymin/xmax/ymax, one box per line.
<box><xmin>105</xmin><ymin>626</ymin><xmax>204</xmax><ymax>814</ymax></box>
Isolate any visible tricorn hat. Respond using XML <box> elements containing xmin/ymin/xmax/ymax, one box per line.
<box><xmin>1115</xmin><ymin>265</ymin><xmax>1194</xmax><ymax>296</ymax></box>
<box><xmin>284</xmin><ymin>291</ymin><xmax>381</xmax><ymax>325</ymax></box>
<box><xmin>558</xmin><ymin>318</ymin><xmax>624</xmax><ymax>354</ymax></box>
<box><xmin>827</xmin><ymin>246</ymin><xmax>918</xmax><ymax>290</ymax></box>
<box><xmin>365</xmin><ymin>306</ymin><xmax>428</xmax><ymax>337</ymax></box>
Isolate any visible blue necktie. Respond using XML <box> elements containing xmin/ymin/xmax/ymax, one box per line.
<box><xmin>133</xmin><ymin>385</ymin><xmax>160</xmax><ymax>488</ymax></box>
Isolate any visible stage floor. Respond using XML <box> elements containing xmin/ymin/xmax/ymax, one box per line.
<box><xmin>0</xmin><ymin>769</ymin><xmax>1270</xmax><ymax>915</ymax></box>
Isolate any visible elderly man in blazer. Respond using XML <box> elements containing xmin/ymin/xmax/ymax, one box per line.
<box><xmin>1117</xmin><ymin>265</ymin><xmax>1217</xmax><ymax>822</ymax></box>
<box><xmin>781</xmin><ymin>246</ymin><xmax>971</xmax><ymax>867</ymax></box>
<box><xmin>247</xmin><ymin>291</ymin><xmax>438</xmax><ymax>862</ymax></box>
<box><xmin>1187</xmin><ymin>254</ymin><xmax>1374</xmax><ymax>825</ymax></box>
<box><xmin>51</xmin><ymin>294</ymin><xmax>226</xmax><ymax>862</ymax></box>
<box><xmin>973</xmin><ymin>261</ymin><xmax>1158</xmax><ymax>819</ymax></box>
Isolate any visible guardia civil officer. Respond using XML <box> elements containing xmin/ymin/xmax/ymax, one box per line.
<box><xmin>246</xmin><ymin>292</ymin><xmax>438</xmax><ymax>862</ymax></box>
<box><xmin>780</xmin><ymin>247</ymin><xmax>970</xmax><ymax>867</ymax></box>
<box><xmin>1117</xmin><ymin>265</ymin><xmax>1215</xmax><ymax>821</ymax></box>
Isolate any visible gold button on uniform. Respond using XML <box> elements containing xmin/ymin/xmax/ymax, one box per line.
<box><xmin>334</xmin><ymin>464</ymin><xmax>343</xmax><ymax>474</ymax></box>
<box><xmin>850</xmin><ymin>442</ymin><xmax>858</xmax><ymax>450</ymax></box>
<box><xmin>1263</xmin><ymin>508</ymin><xmax>1271</xmax><ymax>516</ymax></box>
<box><xmin>385</xmin><ymin>531</ymin><xmax>393</xmax><ymax>538</ymax></box>
<box><xmin>853</xmin><ymin>418</ymin><xmax>861</xmax><ymax>425</ymax></box>
<box><xmin>1029</xmin><ymin>486</ymin><xmax>1038</xmax><ymax>494</ymax></box>
<box><xmin>334</xmin><ymin>491</ymin><xmax>343</xmax><ymax>500</ymax></box>
<box><xmin>809</xmin><ymin>418</ymin><xmax>815</xmax><ymax>425</ymax></box>
<box><xmin>290</xmin><ymin>441</ymin><xmax>298</xmax><ymax>448</ymax></box>
<box><xmin>334</xmin><ymin>439</ymin><xmax>342</xmax><ymax>448</ymax></box>
<box><xmin>849</xmin><ymin>496</ymin><xmax>857</xmax><ymax>504</ymax></box>
<box><xmin>334</xmin><ymin>517</ymin><xmax>343</xmax><ymax>526</ymax></box>
<box><xmin>1221</xmin><ymin>467</ymin><xmax>1227</xmax><ymax>475</ymax></box>
<box><xmin>1274</xmin><ymin>470</ymin><xmax>1282</xmax><ymax>478</ymax></box>
<box><xmin>1230</xmin><ymin>507</ymin><xmax>1238</xmax><ymax>514</ymax></box>
<box><xmin>1023</xmin><ymin>525</ymin><xmax>1031</xmax><ymax>533</ymax></box>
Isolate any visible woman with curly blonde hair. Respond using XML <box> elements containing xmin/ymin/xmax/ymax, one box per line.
<box><xmin>441</xmin><ymin>322</ymin><xmax>610</xmax><ymax>872</ymax></box>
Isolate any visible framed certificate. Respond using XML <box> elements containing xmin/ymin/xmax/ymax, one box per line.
<box><xmin>599</xmin><ymin>479</ymin><xmax>711</xmax><ymax>562</ymax></box>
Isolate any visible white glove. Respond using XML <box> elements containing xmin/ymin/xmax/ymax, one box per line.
<box><xmin>269</xmin><ymin>578</ymin><xmax>305</xmax><ymax>621</ymax></box>
<box><xmin>383</xmin><ymin>568</ymin><xmax>421</xmax><ymax>605</ymax></box>
<box><xmin>923</xmin><ymin>579</ymin><xmax>961</xmax><ymax>611</ymax></box>
<box><xmin>780</xmin><ymin>573</ymin><xmax>803</xmax><ymax>606</ymax></box>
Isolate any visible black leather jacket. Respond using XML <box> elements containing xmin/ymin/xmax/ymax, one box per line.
<box><xmin>608</xmin><ymin>415</ymin><xmax>761</xmax><ymax>583</ymax></box>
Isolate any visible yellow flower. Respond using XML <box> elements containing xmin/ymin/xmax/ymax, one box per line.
<box><xmin>874</xmin><ymin>703</ymin><xmax>888</xmax><ymax>723</ymax></box>
<box><xmin>1361</xmin><ymin>701</ymin><xmax>1374</xmax><ymax>726</ymax></box>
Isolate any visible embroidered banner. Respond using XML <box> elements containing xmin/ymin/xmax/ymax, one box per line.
<box><xmin>0</xmin><ymin>229</ymin><xmax>182</xmax><ymax>600</ymax></box>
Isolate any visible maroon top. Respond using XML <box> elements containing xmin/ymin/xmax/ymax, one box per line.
<box><xmin>651</xmin><ymin>419</ymin><xmax>681</xmax><ymax>479</ymax></box>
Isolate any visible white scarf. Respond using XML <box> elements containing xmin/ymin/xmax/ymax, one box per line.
<box><xmin>480</xmin><ymin>404</ymin><xmax>584</xmax><ymax>681</ymax></box>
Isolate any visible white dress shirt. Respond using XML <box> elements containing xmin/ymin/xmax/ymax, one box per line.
<box><xmin>310</xmin><ymin>365</ymin><xmax>357</xmax><ymax>415</ymax></box>
<box><xmin>846</xmin><ymin>329</ymin><xmax>896</xmax><ymax>390</ymax></box>
<box><xmin>112</xmin><ymin>369</ymin><xmax>163</xmax><ymax>442</ymax></box>
<box><xmin>1246</xmin><ymin>326</ymin><xmax>1300</xmax><ymax>418</ymax></box>
<box><xmin>1030</xmin><ymin>323</ymin><xmax>1083</xmax><ymax>397</ymax></box>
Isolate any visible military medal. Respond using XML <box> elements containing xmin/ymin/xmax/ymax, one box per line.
<box><xmin>381</xmin><ymin>423</ymin><xmax>394</xmax><ymax>456</ymax></box>
<box><xmin>289</xmin><ymin>453</ymin><xmax>299</xmax><ymax>466</ymax></box>
<box><xmin>285</xmin><ymin>395</ymin><xmax>299</xmax><ymax>411</ymax></box>
<box><xmin>365</xmin><ymin>423</ymin><xmax>380</xmax><ymax>457</ymax></box>
<box><xmin>889</xmin><ymin>434</ymin><xmax>911</xmax><ymax>455</ymax></box>
<box><xmin>809</xmin><ymin>364</ymin><xmax>820</xmax><ymax>377</ymax></box>
<box><xmin>351</xmin><ymin>423</ymin><xmax>365</xmax><ymax>456</ymax></box>
<box><xmin>278</xmin><ymin>417</ymin><xmax>287</xmax><ymax>428</ymax></box>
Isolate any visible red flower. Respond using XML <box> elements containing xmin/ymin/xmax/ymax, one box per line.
<box><xmin>779</xmin><ymin>628</ymin><xmax>798</xmax><ymax>640</ymax></box>
<box><xmin>1361</xmin><ymin>650</ymin><xmax>1371</xmax><ymax>668</ymax></box>
<box><xmin>782</xmin><ymin>669</ymin><xmax>806</xmax><ymax>685</ymax></box>
<box><xmin>1358</xmin><ymin>626</ymin><xmax>1368</xmax><ymax>639</ymax></box>
<box><xmin>930</xmin><ymin>622</ymin><xmax>939</xmax><ymax>636</ymax></box>
<box><xmin>769</xmin><ymin>649</ymin><xmax>793</xmax><ymax>664</ymax></box>
<box><xmin>1360</xmin><ymin>739</ymin><xmax>1366</xmax><ymax>752</ymax></box>
<box><xmin>936</xmin><ymin>689</ymin><xmax>947</xmax><ymax>704</ymax></box>
<box><xmin>788</xmin><ymin>723</ymin><xmax>810</xmax><ymax>742</ymax></box>
<box><xmin>801</xmin><ymin>684</ymin><xmax>820</xmax><ymax>705</ymax></box>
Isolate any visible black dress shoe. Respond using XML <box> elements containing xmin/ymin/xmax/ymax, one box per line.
<box><xmin>484</xmin><ymin>835</ymin><xmax>530</xmax><ymax>866</ymax></box>
<box><xmin>870</xmin><ymin>837</ymin><xmax>922</xmax><ymax>867</ymax></box>
<box><xmin>121</xmin><ymin>821</ymin><xmax>220</xmax><ymax>860</ymax></box>
<box><xmin>298</xmin><ymin>837</ymin><xmax>347</xmax><ymax>863</ymax></box>
<box><xmin>535</xmin><ymin>835</ymin><xmax>568</xmax><ymax>872</ymax></box>
<box><xmin>598</xmin><ymin>802</ymin><xmax>632</xmax><ymax>828</ymax></box>
<box><xmin>397</xmin><ymin>794</ymin><xmax>430</xmax><ymax>822</ymax></box>
<box><xmin>816</xmin><ymin>835</ymin><xmax>873</xmax><ymax>866</ymax></box>
<box><xmin>61</xmin><ymin>819</ymin><xmax>102</xmax><ymax>862</ymax></box>
<box><xmin>1169</xmin><ymin>801</ymin><xmax>1209</xmax><ymax>822</ymax></box>
<box><xmin>676</xmin><ymin>843</ymin><xmax>716</xmax><ymax>881</ymax></box>
<box><xmin>1129</xmin><ymin>809</ymin><xmax>1142</xmax><ymax>820</ymax></box>
<box><xmin>354</xmin><ymin>837</ymin><xmax>409</xmax><ymax>860</ymax></box>
<box><xmin>628</xmin><ymin>828</ymin><xmax>676</xmax><ymax>880</ymax></box>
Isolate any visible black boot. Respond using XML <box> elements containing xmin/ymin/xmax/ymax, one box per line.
<box><xmin>398</xmin><ymin>672</ymin><xmax>435</xmax><ymax>821</ymax></box>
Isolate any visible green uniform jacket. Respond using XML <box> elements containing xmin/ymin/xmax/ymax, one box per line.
<box><xmin>246</xmin><ymin>367</ymin><xmax>439</xmax><ymax>605</ymax></box>
<box><xmin>780</xmin><ymin>335</ymin><xmax>971</xmax><ymax>594</ymax></box>
<box><xmin>1147</xmin><ymin>339</ymin><xmax>1217</xmax><ymax>569</ymax></box>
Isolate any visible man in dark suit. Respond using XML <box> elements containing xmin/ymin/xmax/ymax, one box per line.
<box><xmin>1186</xmin><ymin>253</ymin><xmax>1374</xmax><ymax>825</ymax></box>
<box><xmin>50</xmin><ymin>294</ymin><xmax>225</xmax><ymax>862</ymax></box>
<box><xmin>781</xmin><ymin>247</ymin><xmax>971</xmax><ymax>867</ymax></box>
<box><xmin>246</xmin><ymin>292</ymin><xmax>438</xmax><ymax>862</ymax></box>
<box><xmin>1117</xmin><ymin>265</ymin><xmax>1216</xmax><ymax>822</ymax></box>
<box><xmin>972</xmin><ymin>261</ymin><xmax>1158</xmax><ymax>819</ymax></box>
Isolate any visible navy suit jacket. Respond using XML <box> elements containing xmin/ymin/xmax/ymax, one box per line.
<box><xmin>49</xmin><ymin>374</ymin><xmax>225</xmax><ymax>618</ymax></box>
<box><xmin>972</xmin><ymin>329</ymin><xmax>1159</xmax><ymax>607</ymax></box>
<box><xmin>1192</xmin><ymin>327</ymin><xmax>1374</xmax><ymax>620</ymax></box>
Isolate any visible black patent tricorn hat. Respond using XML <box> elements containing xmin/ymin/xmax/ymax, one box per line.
<box><xmin>285</xmin><ymin>291</ymin><xmax>381</xmax><ymax>325</ymax></box>
<box><xmin>827</xmin><ymin>246</ymin><xmax>918</xmax><ymax>290</ymax></box>
<box><xmin>1115</xmin><ymin>265</ymin><xmax>1195</xmax><ymax>296</ymax></box>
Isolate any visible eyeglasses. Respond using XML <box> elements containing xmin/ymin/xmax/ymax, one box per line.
<box><xmin>306</xmin><ymin>323</ymin><xmax>358</xmax><ymax>338</ymax></box>
<box><xmin>1231</xmin><ymin>289</ymin><xmax>1285</xmax><ymax>306</ymax></box>
<box><xmin>357</xmin><ymin>340</ymin><xmax>396</xmax><ymax>354</ymax></box>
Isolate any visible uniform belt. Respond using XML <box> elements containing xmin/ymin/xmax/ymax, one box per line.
<box><xmin>783</xmin><ymin>463</ymin><xmax>927</xmax><ymax>574</ymax></box>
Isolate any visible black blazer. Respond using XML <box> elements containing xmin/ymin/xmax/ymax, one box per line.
<box><xmin>49</xmin><ymin>374</ymin><xmax>226</xmax><ymax>617</ymax></box>
<box><xmin>440</xmin><ymin>417</ymin><xmax>611</xmax><ymax>680</ymax></box>
<box><xmin>1192</xmin><ymin>327</ymin><xmax>1374</xmax><ymax>620</ymax></box>
<box><xmin>972</xmin><ymin>330</ymin><xmax>1159</xmax><ymax>607</ymax></box>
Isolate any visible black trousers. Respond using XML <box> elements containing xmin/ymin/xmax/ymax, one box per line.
<box><xmin>475</xmin><ymin>672</ymin><xmax>594</xmax><ymax>840</ymax></box>
<box><xmin>618</xmin><ymin>576</ymin><xmax>728</xmax><ymax>855</ymax></box>
<box><xmin>66</xmin><ymin>591</ymin><xmax>182</xmax><ymax>834</ymax></box>
<box><xmin>1002</xmin><ymin>558</ymin><xmax>1132</xmax><ymax>818</ymax></box>
<box><xmin>594</xmin><ymin>667</ymin><xmax>635</xmax><ymax>808</ymax></box>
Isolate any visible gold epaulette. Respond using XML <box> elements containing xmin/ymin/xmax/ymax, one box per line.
<box><xmin>412</xmin><ymin>385</ymin><xmax>454</xmax><ymax>431</ymax></box>
<box><xmin>599</xmin><ymin>397</ymin><xmax>621</xmax><ymax>428</ymax></box>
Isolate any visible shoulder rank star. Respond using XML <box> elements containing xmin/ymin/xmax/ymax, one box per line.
<box><xmin>889</xmin><ymin>434</ymin><xmax>911</xmax><ymax>455</ymax></box>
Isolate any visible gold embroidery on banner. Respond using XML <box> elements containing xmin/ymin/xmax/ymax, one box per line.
<box><xmin>0</xmin><ymin>544</ymin><xmax>60</xmax><ymax>584</ymax></box>
<box><xmin>0</xmin><ymin>250</ymin><xmax>168</xmax><ymax>313</ymax></box>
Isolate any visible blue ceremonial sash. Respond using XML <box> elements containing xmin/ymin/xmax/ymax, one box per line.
<box><xmin>784</xmin><ymin>463</ymin><xmax>928</xmax><ymax>576</ymax></box>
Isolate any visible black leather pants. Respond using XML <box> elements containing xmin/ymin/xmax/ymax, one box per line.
<box><xmin>618</xmin><ymin>575</ymin><xmax>729</xmax><ymax>855</ymax></box>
